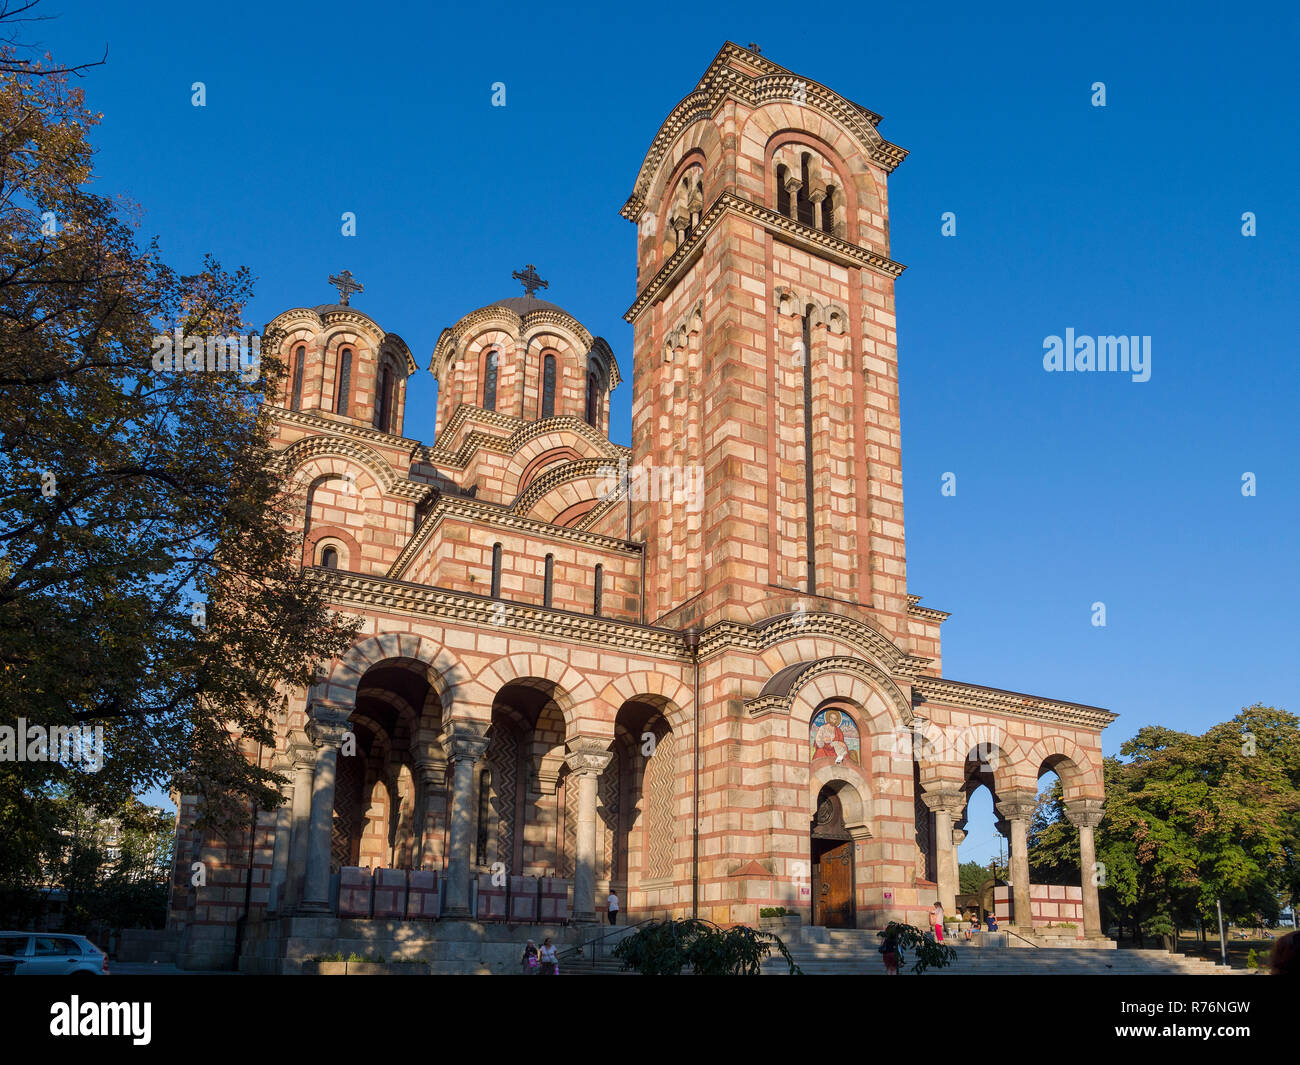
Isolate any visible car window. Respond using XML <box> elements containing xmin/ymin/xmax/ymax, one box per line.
<box><xmin>34</xmin><ymin>937</ymin><xmax>82</xmax><ymax>956</ymax></box>
<box><xmin>0</xmin><ymin>935</ymin><xmax>28</xmax><ymax>956</ymax></box>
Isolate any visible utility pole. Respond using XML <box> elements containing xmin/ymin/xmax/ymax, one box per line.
<box><xmin>1216</xmin><ymin>899</ymin><xmax>1227</xmax><ymax>966</ymax></box>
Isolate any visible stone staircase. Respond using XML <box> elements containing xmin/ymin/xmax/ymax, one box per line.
<box><xmin>760</xmin><ymin>930</ymin><xmax>1246</xmax><ymax>976</ymax></box>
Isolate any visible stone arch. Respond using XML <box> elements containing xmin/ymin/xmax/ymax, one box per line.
<box><xmin>466</xmin><ymin>652</ymin><xmax>601</xmax><ymax>739</ymax></box>
<box><xmin>809</xmin><ymin>765</ymin><xmax>871</xmax><ymax>836</ymax></box>
<box><xmin>1023</xmin><ymin>734</ymin><xmax>1101</xmax><ymax>799</ymax></box>
<box><xmin>311</xmin><ymin>634</ymin><xmax>463</xmax><ymax>721</ymax></box>
<box><xmin>777</xmin><ymin>655</ymin><xmax>913</xmax><ymax>734</ymax></box>
<box><xmin>597</xmin><ymin>672</ymin><xmax>693</xmax><ymax>736</ymax></box>
<box><xmin>279</xmin><ymin>437</ymin><xmax>400</xmax><ymax>496</ymax></box>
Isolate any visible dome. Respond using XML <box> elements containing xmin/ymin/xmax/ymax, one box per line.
<box><xmin>471</xmin><ymin>295</ymin><xmax>573</xmax><ymax>318</ymax></box>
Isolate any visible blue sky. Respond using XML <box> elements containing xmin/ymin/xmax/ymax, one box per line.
<box><xmin>38</xmin><ymin>2</ymin><xmax>1298</xmax><ymax>859</ymax></box>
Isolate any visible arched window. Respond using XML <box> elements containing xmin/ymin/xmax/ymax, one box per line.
<box><xmin>821</xmin><ymin>187</ymin><xmax>837</xmax><ymax>235</ymax></box>
<box><xmin>374</xmin><ymin>366</ymin><xmax>392</xmax><ymax>431</ymax></box>
<box><xmin>584</xmin><ymin>360</ymin><xmax>602</xmax><ymax>427</ymax></box>
<box><xmin>335</xmin><ymin>347</ymin><xmax>352</xmax><ymax>416</ymax></box>
<box><xmin>543</xmin><ymin>554</ymin><xmax>554</xmax><ymax>608</ymax></box>
<box><xmin>320</xmin><ymin>546</ymin><xmax>339</xmax><ymax>570</ymax></box>
<box><xmin>290</xmin><ymin>345</ymin><xmax>305</xmax><ymax>410</ymax></box>
<box><xmin>483</xmin><ymin>350</ymin><xmax>499</xmax><ymax>411</ymax></box>
<box><xmin>797</xmin><ymin>154</ymin><xmax>815</xmax><ymax>227</ymax></box>
<box><xmin>490</xmin><ymin>542</ymin><xmax>502</xmax><ymax>599</ymax></box>
<box><xmin>776</xmin><ymin>164</ymin><xmax>791</xmax><ymax>218</ymax></box>
<box><xmin>593</xmin><ymin>564</ymin><xmax>603</xmax><ymax>616</ymax></box>
<box><xmin>541</xmin><ymin>353</ymin><xmax>556</xmax><ymax>419</ymax></box>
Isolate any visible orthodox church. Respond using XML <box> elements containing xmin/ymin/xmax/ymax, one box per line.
<box><xmin>166</xmin><ymin>42</ymin><xmax>1113</xmax><ymax>971</ymax></box>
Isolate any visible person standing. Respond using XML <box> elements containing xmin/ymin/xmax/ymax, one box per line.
<box><xmin>539</xmin><ymin>937</ymin><xmax>558</xmax><ymax>975</ymax></box>
<box><xmin>879</xmin><ymin>926</ymin><xmax>901</xmax><ymax>975</ymax></box>
<box><xmin>931</xmin><ymin>901</ymin><xmax>945</xmax><ymax>942</ymax></box>
<box><xmin>520</xmin><ymin>939</ymin><xmax>539</xmax><ymax>975</ymax></box>
<box><xmin>607</xmin><ymin>888</ymin><xmax>620</xmax><ymax>926</ymax></box>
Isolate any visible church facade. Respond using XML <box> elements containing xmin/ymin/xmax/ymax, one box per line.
<box><xmin>167</xmin><ymin>42</ymin><xmax>1114</xmax><ymax>971</ymax></box>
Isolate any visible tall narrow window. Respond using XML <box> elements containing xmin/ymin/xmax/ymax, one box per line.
<box><xmin>320</xmin><ymin>546</ymin><xmax>339</xmax><ymax>570</ymax></box>
<box><xmin>821</xmin><ymin>187</ymin><xmax>836</xmax><ymax>235</ymax></box>
<box><xmin>585</xmin><ymin>361</ymin><xmax>601</xmax><ymax>426</ymax></box>
<box><xmin>541</xmin><ymin>354</ymin><xmax>556</xmax><ymax>418</ymax></box>
<box><xmin>374</xmin><ymin>366</ymin><xmax>392</xmax><ymax>431</ymax></box>
<box><xmin>593</xmin><ymin>564</ymin><xmax>603</xmax><ymax>616</ymax></box>
<box><xmin>490</xmin><ymin>543</ymin><xmax>502</xmax><ymax>599</ymax></box>
<box><xmin>483</xmin><ymin>350</ymin><xmax>498</xmax><ymax>411</ymax></box>
<box><xmin>776</xmin><ymin>164</ymin><xmax>791</xmax><ymax>217</ymax></box>
<box><xmin>797</xmin><ymin>154</ymin><xmax>815</xmax><ymax>227</ymax></box>
<box><xmin>335</xmin><ymin>347</ymin><xmax>352</xmax><ymax>416</ymax></box>
<box><xmin>475</xmin><ymin>767</ymin><xmax>491</xmax><ymax>866</ymax></box>
<box><xmin>291</xmin><ymin>345</ymin><xmax>305</xmax><ymax>410</ymax></box>
<box><xmin>802</xmin><ymin>307</ymin><xmax>816</xmax><ymax>593</ymax></box>
<box><xmin>543</xmin><ymin>554</ymin><xmax>554</xmax><ymax>608</ymax></box>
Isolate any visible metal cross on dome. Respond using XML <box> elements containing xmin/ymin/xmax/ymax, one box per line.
<box><xmin>328</xmin><ymin>269</ymin><xmax>364</xmax><ymax>305</ymax></box>
<box><xmin>511</xmin><ymin>263</ymin><xmax>548</xmax><ymax>298</ymax></box>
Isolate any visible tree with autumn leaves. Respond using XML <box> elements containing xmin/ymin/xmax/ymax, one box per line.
<box><xmin>1029</xmin><ymin>704</ymin><xmax>1300</xmax><ymax>945</ymax></box>
<box><xmin>0</xmin><ymin>10</ymin><xmax>358</xmax><ymax>905</ymax></box>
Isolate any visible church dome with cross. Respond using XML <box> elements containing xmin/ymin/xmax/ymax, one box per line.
<box><xmin>429</xmin><ymin>264</ymin><xmax>620</xmax><ymax>439</ymax></box>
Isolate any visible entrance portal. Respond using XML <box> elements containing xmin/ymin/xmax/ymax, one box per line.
<box><xmin>811</xmin><ymin>786</ymin><xmax>855</xmax><ymax>928</ymax></box>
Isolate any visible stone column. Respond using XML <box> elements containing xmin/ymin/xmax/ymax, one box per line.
<box><xmin>266</xmin><ymin>756</ymin><xmax>294</xmax><ymax>915</ymax></box>
<box><xmin>997</xmin><ymin>791</ymin><xmax>1037</xmax><ymax>932</ymax></box>
<box><xmin>566</xmin><ymin>738</ymin><xmax>613</xmax><ymax>924</ymax></box>
<box><xmin>440</xmin><ymin>723</ymin><xmax>489</xmax><ymax>920</ymax></box>
<box><xmin>920</xmin><ymin>786</ymin><xmax>964</xmax><ymax>916</ymax></box>
<box><xmin>284</xmin><ymin>743</ymin><xmax>316</xmax><ymax>911</ymax></box>
<box><xmin>413</xmin><ymin>753</ymin><xmax>447</xmax><ymax>870</ymax></box>
<box><xmin>301</xmin><ymin>718</ymin><xmax>348</xmax><ymax>913</ymax></box>
<box><xmin>1066</xmin><ymin>798</ymin><xmax>1106</xmax><ymax>939</ymax></box>
<box><xmin>950</xmin><ymin>825</ymin><xmax>966</xmax><ymax>903</ymax></box>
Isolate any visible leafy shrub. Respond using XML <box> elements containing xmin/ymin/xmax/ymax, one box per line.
<box><xmin>877</xmin><ymin>921</ymin><xmax>958</xmax><ymax>975</ymax></box>
<box><xmin>612</xmin><ymin>918</ymin><xmax>802</xmax><ymax>975</ymax></box>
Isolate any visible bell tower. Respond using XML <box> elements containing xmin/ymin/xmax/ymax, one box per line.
<box><xmin>622</xmin><ymin>43</ymin><xmax>911</xmax><ymax>640</ymax></box>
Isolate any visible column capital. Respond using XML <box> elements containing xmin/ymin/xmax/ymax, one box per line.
<box><xmin>564</xmin><ymin>738</ymin><xmax>613</xmax><ymax>778</ymax></box>
<box><xmin>440</xmin><ymin>721</ymin><xmax>489</xmax><ymax>765</ymax></box>
<box><xmin>1065</xmin><ymin>798</ymin><xmax>1104</xmax><ymax>829</ymax></box>
<box><xmin>919</xmin><ymin>785</ymin><xmax>965</xmax><ymax>817</ymax></box>
<box><xmin>951</xmin><ymin>827</ymin><xmax>967</xmax><ymax>846</ymax></box>
<box><xmin>995</xmin><ymin>790</ymin><xmax>1037</xmax><ymax>822</ymax></box>
<box><xmin>306</xmin><ymin>716</ymin><xmax>349</xmax><ymax>751</ymax></box>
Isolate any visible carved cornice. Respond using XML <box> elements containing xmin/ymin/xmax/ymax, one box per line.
<box><xmin>624</xmin><ymin>192</ymin><xmax>905</xmax><ymax>322</ymax></box>
<box><xmin>912</xmin><ymin>677</ymin><xmax>1117</xmax><ymax>731</ymax></box>
<box><xmin>622</xmin><ymin>41</ymin><xmax>907</xmax><ymax>223</ymax></box>
<box><xmin>511</xmin><ymin>458</ymin><xmax>624</xmax><ymax>519</ymax></box>
<box><xmin>743</xmin><ymin>653</ymin><xmax>914</xmax><ymax>728</ymax></box>
<box><xmin>314</xmin><ymin>570</ymin><xmax>689</xmax><ymax>659</ymax></box>
<box><xmin>274</xmin><ymin>432</ymin><xmax>432</xmax><ymax>504</ymax></box>
<box><xmin>907</xmin><ymin>596</ymin><xmax>950</xmax><ymax>623</ymax></box>
<box><xmin>416</xmin><ymin>411</ymin><xmax>625</xmax><ymax>474</ymax></box>
<box><xmin>385</xmin><ymin>491</ymin><xmax>641</xmax><ymax>582</ymax></box>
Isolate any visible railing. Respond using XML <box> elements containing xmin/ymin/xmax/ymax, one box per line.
<box><xmin>557</xmin><ymin>911</ymin><xmax>674</xmax><ymax>966</ymax></box>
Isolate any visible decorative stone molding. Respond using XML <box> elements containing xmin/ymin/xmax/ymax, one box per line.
<box><xmin>919</xmin><ymin>786</ymin><xmax>966</xmax><ymax>818</ymax></box>
<box><xmin>440</xmin><ymin>722</ymin><xmax>490</xmax><ymax>765</ymax></box>
<box><xmin>624</xmin><ymin>192</ymin><xmax>905</xmax><ymax>323</ymax></box>
<box><xmin>995</xmin><ymin>791</ymin><xmax>1038</xmax><ymax>823</ymax></box>
<box><xmin>621</xmin><ymin>41</ymin><xmax>907</xmax><ymax>227</ymax></box>
<box><xmin>564</xmin><ymin>739</ymin><xmax>613</xmax><ymax>777</ymax></box>
<box><xmin>912</xmin><ymin>676</ymin><xmax>1116</xmax><ymax>730</ymax></box>
<box><xmin>1064</xmin><ymin>798</ymin><xmax>1104</xmax><ymax>830</ymax></box>
<box><xmin>265</xmin><ymin>306</ymin><xmax>417</xmax><ymax>374</ymax></box>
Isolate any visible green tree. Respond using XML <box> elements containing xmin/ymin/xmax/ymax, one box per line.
<box><xmin>611</xmin><ymin>919</ymin><xmax>802</xmax><ymax>975</ymax></box>
<box><xmin>958</xmin><ymin>860</ymin><xmax>990</xmax><ymax>895</ymax></box>
<box><xmin>0</xmin><ymin>12</ymin><xmax>359</xmax><ymax>883</ymax></box>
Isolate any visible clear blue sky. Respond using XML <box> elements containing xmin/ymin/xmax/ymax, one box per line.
<box><xmin>37</xmin><ymin>2</ymin><xmax>1298</xmax><ymax>858</ymax></box>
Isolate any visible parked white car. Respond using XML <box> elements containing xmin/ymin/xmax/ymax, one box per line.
<box><xmin>0</xmin><ymin>932</ymin><xmax>109</xmax><ymax>975</ymax></box>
